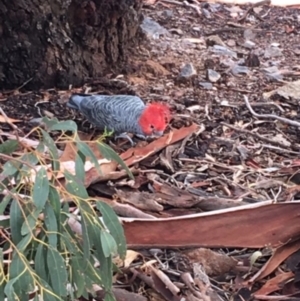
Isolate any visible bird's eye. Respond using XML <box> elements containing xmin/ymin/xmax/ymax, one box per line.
<box><xmin>150</xmin><ymin>124</ymin><xmax>154</xmax><ymax>129</ymax></box>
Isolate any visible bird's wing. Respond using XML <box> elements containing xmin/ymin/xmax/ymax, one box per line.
<box><xmin>79</xmin><ymin>95</ymin><xmax>144</xmax><ymax>133</ymax></box>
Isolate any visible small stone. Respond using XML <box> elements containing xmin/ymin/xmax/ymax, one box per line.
<box><xmin>271</xmin><ymin>42</ymin><xmax>280</xmax><ymax>47</ymax></box>
<box><xmin>263</xmin><ymin>66</ymin><xmax>283</xmax><ymax>81</ymax></box>
<box><xmin>231</xmin><ymin>65</ymin><xmax>249</xmax><ymax>76</ymax></box>
<box><xmin>151</xmin><ymin>85</ymin><xmax>165</xmax><ymax>92</ymax></box>
<box><xmin>178</xmin><ymin>63</ymin><xmax>197</xmax><ymax>81</ymax></box>
<box><xmin>207</xmin><ymin>69</ymin><xmax>221</xmax><ymax>82</ymax></box>
<box><xmin>29</xmin><ymin>117</ymin><xmax>44</xmax><ymax>126</ymax></box>
<box><xmin>227</xmin><ymin>39</ymin><xmax>236</xmax><ymax>47</ymax></box>
<box><xmin>192</xmin><ymin>27</ymin><xmax>201</xmax><ymax>32</ymax></box>
<box><xmin>206</xmin><ymin>35</ymin><xmax>226</xmax><ymax>47</ymax></box>
<box><xmin>264</xmin><ymin>46</ymin><xmax>283</xmax><ymax>58</ymax></box>
<box><xmin>264</xmin><ymin>66</ymin><xmax>280</xmax><ymax>73</ymax></box>
<box><xmin>211</xmin><ymin>45</ymin><xmax>237</xmax><ymax>58</ymax></box>
<box><xmin>162</xmin><ymin>10</ymin><xmax>173</xmax><ymax>18</ymax></box>
<box><xmin>202</xmin><ymin>8</ymin><xmax>211</xmax><ymax>19</ymax></box>
<box><xmin>140</xmin><ymin>17</ymin><xmax>169</xmax><ymax>39</ymax></box>
<box><xmin>243</xmin><ymin>40</ymin><xmax>256</xmax><ymax>49</ymax></box>
<box><xmin>244</xmin><ymin>28</ymin><xmax>256</xmax><ymax>40</ymax></box>
<box><xmin>199</xmin><ymin>82</ymin><xmax>213</xmax><ymax>89</ymax></box>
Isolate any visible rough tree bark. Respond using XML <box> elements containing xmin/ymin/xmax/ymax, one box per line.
<box><xmin>0</xmin><ymin>0</ymin><xmax>143</xmax><ymax>90</ymax></box>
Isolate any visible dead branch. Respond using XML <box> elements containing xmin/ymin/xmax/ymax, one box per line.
<box><xmin>244</xmin><ymin>95</ymin><xmax>300</xmax><ymax>128</ymax></box>
<box><xmin>221</xmin><ymin>122</ymin><xmax>300</xmax><ymax>151</ymax></box>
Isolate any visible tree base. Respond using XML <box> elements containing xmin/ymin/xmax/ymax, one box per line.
<box><xmin>0</xmin><ymin>0</ymin><xmax>143</xmax><ymax>90</ymax></box>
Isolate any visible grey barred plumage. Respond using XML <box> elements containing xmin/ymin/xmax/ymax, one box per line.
<box><xmin>67</xmin><ymin>93</ymin><xmax>170</xmax><ymax>145</ymax></box>
<box><xmin>67</xmin><ymin>94</ymin><xmax>146</xmax><ymax>135</ymax></box>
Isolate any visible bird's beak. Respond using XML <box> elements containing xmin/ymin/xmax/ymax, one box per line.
<box><xmin>153</xmin><ymin>130</ymin><xmax>164</xmax><ymax>137</ymax></box>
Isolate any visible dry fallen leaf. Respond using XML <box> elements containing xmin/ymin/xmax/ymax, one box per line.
<box><xmin>121</xmin><ymin>124</ymin><xmax>199</xmax><ymax>166</ymax></box>
<box><xmin>253</xmin><ymin>271</ymin><xmax>294</xmax><ymax>296</ymax></box>
<box><xmin>124</xmin><ymin>250</ymin><xmax>143</xmax><ymax>268</ymax></box>
<box><xmin>250</xmin><ymin>238</ymin><xmax>300</xmax><ymax>282</ymax></box>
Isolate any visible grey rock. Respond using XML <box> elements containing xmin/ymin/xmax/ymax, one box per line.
<box><xmin>178</xmin><ymin>63</ymin><xmax>197</xmax><ymax>80</ymax></box>
<box><xmin>207</xmin><ymin>69</ymin><xmax>221</xmax><ymax>82</ymax></box>
<box><xmin>199</xmin><ymin>82</ymin><xmax>213</xmax><ymax>89</ymax></box>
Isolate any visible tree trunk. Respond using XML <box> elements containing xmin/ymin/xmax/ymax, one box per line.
<box><xmin>0</xmin><ymin>0</ymin><xmax>143</xmax><ymax>90</ymax></box>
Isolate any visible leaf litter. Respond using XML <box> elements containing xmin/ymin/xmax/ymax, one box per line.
<box><xmin>1</xmin><ymin>0</ymin><xmax>300</xmax><ymax>300</ymax></box>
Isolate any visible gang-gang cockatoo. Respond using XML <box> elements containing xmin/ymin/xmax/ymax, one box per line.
<box><xmin>67</xmin><ymin>94</ymin><xmax>171</xmax><ymax>145</ymax></box>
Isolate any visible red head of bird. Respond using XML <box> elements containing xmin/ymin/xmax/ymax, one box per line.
<box><xmin>138</xmin><ymin>102</ymin><xmax>171</xmax><ymax>136</ymax></box>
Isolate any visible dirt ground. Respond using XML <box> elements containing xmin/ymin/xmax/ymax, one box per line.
<box><xmin>2</xmin><ymin>1</ymin><xmax>300</xmax><ymax>300</ymax></box>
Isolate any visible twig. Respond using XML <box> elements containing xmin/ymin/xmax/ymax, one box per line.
<box><xmin>160</xmin><ymin>0</ymin><xmax>184</xmax><ymax>5</ymax></box>
<box><xmin>0</xmin><ymin>106</ymin><xmax>21</xmax><ymax>140</ymax></box>
<box><xmin>2</xmin><ymin>77</ymin><xmax>33</xmax><ymax>95</ymax></box>
<box><xmin>221</xmin><ymin>122</ymin><xmax>300</xmax><ymax>151</ymax></box>
<box><xmin>221</xmin><ymin>101</ymin><xmax>284</xmax><ymax>112</ymax></box>
<box><xmin>205</xmin><ymin>27</ymin><xmax>263</xmax><ymax>36</ymax></box>
<box><xmin>251</xmin><ymin>102</ymin><xmax>285</xmax><ymax>113</ymax></box>
<box><xmin>238</xmin><ymin>0</ymin><xmax>271</xmax><ymax>22</ymax></box>
<box><xmin>244</xmin><ymin>95</ymin><xmax>300</xmax><ymax>128</ymax></box>
<box><xmin>261</xmin><ymin>144</ymin><xmax>300</xmax><ymax>155</ymax></box>
<box><xmin>243</xmin><ymin>101</ymin><xmax>284</xmax><ymax>112</ymax></box>
<box><xmin>183</xmin><ymin>0</ymin><xmax>201</xmax><ymax>16</ymax></box>
<box><xmin>0</xmin><ymin>153</ymin><xmax>38</xmax><ymax>172</ymax></box>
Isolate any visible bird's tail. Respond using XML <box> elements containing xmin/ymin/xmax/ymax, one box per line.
<box><xmin>67</xmin><ymin>94</ymin><xmax>91</xmax><ymax>110</ymax></box>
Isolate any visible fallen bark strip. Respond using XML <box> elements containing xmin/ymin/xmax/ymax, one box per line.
<box><xmin>121</xmin><ymin>201</ymin><xmax>300</xmax><ymax>249</ymax></box>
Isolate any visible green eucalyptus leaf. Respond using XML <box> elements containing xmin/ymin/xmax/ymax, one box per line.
<box><xmin>15</xmin><ymin>233</ymin><xmax>32</xmax><ymax>253</ymax></box>
<box><xmin>44</xmin><ymin>202</ymin><xmax>58</xmax><ymax>247</ymax></box>
<box><xmin>100</xmin><ymin>231</ymin><xmax>118</xmax><ymax>258</ymax></box>
<box><xmin>10</xmin><ymin>200</ymin><xmax>24</xmax><ymax>244</ymax></box>
<box><xmin>42</xmin><ymin>117</ymin><xmax>60</xmax><ymax>129</ymax></box>
<box><xmin>0</xmin><ymin>140</ymin><xmax>18</xmax><ymax>154</ymax></box>
<box><xmin>20</xmin><ymin>153</ymin><xmax>39</xmax><ymax>172</ymax></box>
<box><xmin>48</xmin><ymin>120</ymin><xmax>78</xmax><ymax>132</ymax></box>
<box><xmin>76</xmin><ymin>141</ymin><xmax>101</xmax><ymax>174</ymax></box>
<box><xmin>32</xmin><ymin>167</ymin><xmax>49</xmax><ymax>210</ymax></box>
<box><xmin>97</xmin><ymin>143</ymin><xmax>133</xmax><ymax>179</ymax></box>
<box><xmin>35</xmin><ymin>243</ymin><xmax>49</xmax><ymax>283</ymax></box>
<box><xmin>64</xmin><ymin>171</ymin><xmax>88</xmax><ymax>199</ymax></box>
<box><xmin>39</xmin><ymin>278</ymin><xmax>63</xmax><ymax>301</ymax></box>
<box><xmin>9</xmin><ymin>249</ymin><xmax>34</xmax><ymax>294</ymax></box>
<box><xmin>70</xmin><ymin>256</ymin><xmax>86</xmax><ymax>298</ymax></box>
<box><xmin>4</xmin><ymin>278</ymin><xmax>18</xmax><ymax>301</ymax></box>
<box><xmin>47</xmin><ymin>248</ymin><xmax>68</xmax><ymax>297</ymax></box>
<box><xmin>61</xmin><ymin>228</ymin><xmax>82</xmax><ymax>255</ymax></box>
<box><xmin>92</xmin><ymin>227</ymin><xmax>112</xmax><ymax>290</ymax></box>
<box><xmin>21</xmin><ymin>209</ymin><xmax>40</xmax><ymax>236</ymax></box>
<box><xmin>75</xmin><ymin>151</ymin><xmax>85</xmax><ymax>183</ymax></box>
<box><xmin>48</xmin><ymin>186</ymin><xmax>61</xmax><ymax>241</ymax></box>
<box><xmin>96</xmin><ymin>201</ymin><xmax>126</xmax><ymax>258</ymax></box>
<box><xmin>0</xmin><ymin>193</ymin><xmax>12</xmax><ymax>215</ymax></box>
<box><xmin>81</xmin><ymin>214</ymin><xmax>91</xmax><ymax>262</ymax></box>
<box><xmin>41</xmin><ymin>129</ymin><xmax>60</xmax><ymax>172</ymax></box>
<box><xmin>2</xmin><ymin>160</ymin><xmax>20</xmax><ymax>177</ymax></box>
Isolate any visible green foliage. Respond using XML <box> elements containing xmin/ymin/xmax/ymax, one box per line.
<box><xmin>0</xmin><ymin>140</ymin><xmax>19</xmax><ymax>155</ymax></box>
<box><xmin>0</xmin><ymin>118</ymin><xmax>129</xmax><ymax>301</ymax></box>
